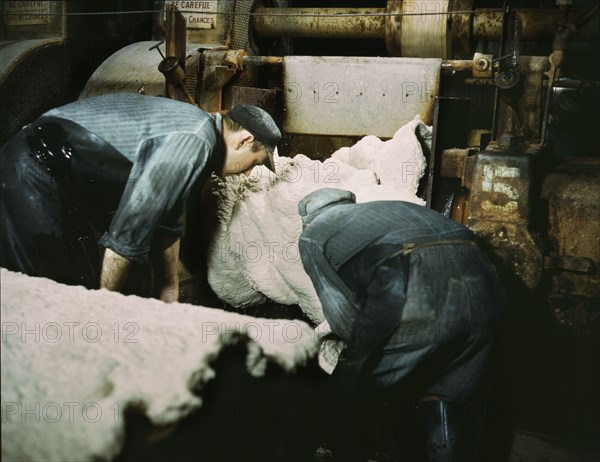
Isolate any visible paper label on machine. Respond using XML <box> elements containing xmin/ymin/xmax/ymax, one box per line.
<box><xmin>166</xmin><ymin>1</ymin><xmax>217</xmax><ymax>29</ymax></box>
<box><xmin>4</xmin><ymin>1</ymin><xmax>51</xmax><ymax>25</ymax></box>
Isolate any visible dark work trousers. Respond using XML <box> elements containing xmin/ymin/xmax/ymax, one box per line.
<box><xmin>1</xmin><ymin>120</ymin><xmax>179</xmax><ymax>296</ymax></box>
<box><xmin>1</xmin><ymin>127</ymin><xmax>104</xmax><ymax>288</ymax></box>
<box><xmin>328</xmin><ymin>242</ymin><xmax>502</xmax><ymax>461</ymax></box>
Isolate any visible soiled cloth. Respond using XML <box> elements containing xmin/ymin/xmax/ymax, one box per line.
<box><xmin>1</xmin><ymin>94</ymin><xmax>223</xmax><ymax>284</ymax></box>
<box><xmin>298</xmin><ymin>192</ymin><xmax>504</xmax><ymax>402</ymax></box>
<box><xmin>0</xmin><ymin>268</ymin><xmax>318</xmax><ymax>462</ymax></box>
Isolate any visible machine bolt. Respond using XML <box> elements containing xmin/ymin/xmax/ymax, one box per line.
<box><xmin>475</xmin><ymin>58</ymin><xmax>490</xmax><ymax>71</ymax></box>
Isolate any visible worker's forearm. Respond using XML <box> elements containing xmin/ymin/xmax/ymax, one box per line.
<box><xmin>100</xmin><ymin>248</ymin><xmax>133</xmax><ymax>292</ymax></box>
<box><xmin>158</xmin><ymin>237</ymin><xmax>180</xmax><ymax>303</ymax></box>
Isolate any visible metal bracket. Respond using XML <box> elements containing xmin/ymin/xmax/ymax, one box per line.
<box><xmin>197</xmin><ymin>49</ymin><xmax>247</xmax><ymax>112</ymax></box>
<box><xmin>491</xmin><ymin>3</ymin><xmax>526</xmax><ymax>147</ymax></box>
<box><xmin>472</xmin><ymin>53</ymin><xmax>493</xmax><ymax>78</ymax></box>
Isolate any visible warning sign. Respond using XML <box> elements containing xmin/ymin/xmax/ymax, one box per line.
<box><xmin>166</xmin><ymin>1</ymin><xmax>217</xmax><ymax>29</ymax></box>
<box><xmin>4</xmin><ymin>1</ymin><xmax>51</xmax><ymax>26</ymax></box>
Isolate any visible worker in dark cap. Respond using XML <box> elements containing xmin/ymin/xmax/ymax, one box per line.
<box><xmin>298</xmin><ymin>188</ymin><xmax>504</xmax><ymax>462</ymax></box>
<box><xmin>0</xmin><ymin>93</ymin><xmax>281</xmax><ymax>301</ymax></box>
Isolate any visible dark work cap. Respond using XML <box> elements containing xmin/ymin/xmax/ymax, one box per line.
<box><xmin>229</xmin><ymin>105</ymin><xmax>281</xmax><ymax>173</ymax></box>
<box><xmin>298</xmin><ymin>188</ymin><xmax>356</xmax><ymax>225</ymax></box>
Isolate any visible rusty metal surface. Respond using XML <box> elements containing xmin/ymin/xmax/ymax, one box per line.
<box><xmin>228</xmin><ymin>86</ymin><xmax>278</xmax><ymax>114</ymax></box>
<box><xmin>450</xmin><ymin>187</ymin><xmax>469</xmax><ymax>224</ymax></box>
<box><xmin>252</xmin><ymin>6</ymin><xmax>593</xmax><ymax>58</ymax></box>
<box><xmin>472</xmin><ymin>52</ymin><xmax>493</xmax><ymax>78</ymax></box>
<box><xmin>441</xmin><ymin>60</ymin><xmax>473</xmax><ymax>73</ymax></box>
<box><xmin>165</xmin><ymin>4</ymin><xmax>188</xmax><ymax>102</ymax></box>
<box><xmin>541</xmin><ymin>160</ymin><xmax>600</xmax><ymax>299</ymax></box>
<box><xmin>165</xmin><ymin>4</ymin><xmax>186</xmax><ymax>60</ymax></box>
<box><xmin>242</xmin><ymin>55</ymin><xmax>283</xmax><ymax>67</ymax></box>
<box><xmin>439</xmin><ymin>148</ymin><xmax>469</xmax><ymax>180</ymax></box>
<box><xmin>253</xmin><ymin>7</ymin><xmax>385</xmax><ymax>39</ymax></box>
<box><xmin>473</xmin><ymin>8</ymin><xmax>586</xmax><ymax>41</ymax></box>
<box><xmin>283</xmin><ymin>56</ymin><xmax>441</xmax><ymax>137</ymax></box>
<box><xmin>468</xmin><ymin>152</ymin><xmax>531</xmax><ymax>222</ymax></box>
<box><xmin>472</xmin><ymin>8</ymin><xmax>503</xmax><ymax>42</ymax></box>
<box><xmin>197</xmin><ymin>49</ymin><xmax>245</xmax><ymax>112</ymax></box>
<box><xmin>465</xmin><ymin>151</ymin><xmax>544</xmax><ymax>289</ymax></box>
<box><xmin>544</xmin><ymin>256</ymin><xmax>595</xmax><ymax>273</ymax></box>
<box><xmin>493</xmin><ymin>56</ymin><xmax>547</xmax><ymax>146</ymax></box>
<box><xmin>472</xmin><ymin>220</ymin><xmax>544</xmax><ymax>290</ymax></box>
<box><xmin>520</xmin><ymin>56</ymin><xmax>547</xmax><ymax>142</ymax></box>
<box><xmin>541</xmin><ymin>49</ymin><xmax>565</xmax><ymax>144</ymax></box>
<box><xmin>540</xmin><ymin>159</ymin><xmax>600</xmax><ymax>333</ymax></box>
<box><xmin>385</xmin><ymin>0</ymin><xmax>402</xmax><ymax>56</ymax></box>
<box><xmin>228</xmin><ymin>0</ymin><xmax>259</xmax><ymax>88</ymax></box>
<box><xmin>449</xmin><ymin>0</ymin><xmax>473</xmax><ymax>58</ymax></box>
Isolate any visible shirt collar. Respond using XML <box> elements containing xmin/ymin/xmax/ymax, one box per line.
<box><xmin>210</xmin><ymin>112</ymin><xmax>223</xmax><ymax>137</ymax></box>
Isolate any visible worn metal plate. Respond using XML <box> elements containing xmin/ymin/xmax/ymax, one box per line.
<box><xmin>79</xmin><ymin>41</ymin><xmax>219</xmax><ymax>100</ymax></box>
<box><xmin>283</xmin><ymin>56</ymin><xmax>441</xmax><ymax>138</ymax></box>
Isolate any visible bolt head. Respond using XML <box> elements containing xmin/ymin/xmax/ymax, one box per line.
<box><xmin>476</xmin><ymin>58</ymin><xmax>489</xmax><ymax>71</ymax></box>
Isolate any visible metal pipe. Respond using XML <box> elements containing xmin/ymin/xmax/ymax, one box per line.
<box><xmin>246</xmin><ymin>56</ymin><xmax>474</xmax><ymax>71</ymax></box>
<box><xmin>252</xmin><ymin>7</ymin><xmax>386</xmax><ymax>39</ymax></box>
<box><xmin>473</xmin><ymin>8</ymin><xmax>584</xmax><ymax>41</ymax></box>
<box><xmin>253</xmin><ymin>7</ymin><xmax>589</xmax><ymax>42</ymax></box>
<box><xmin>442</xmin><ymin>60</ymin><xmax>473</xmax><ymax>72</ymax></box>
<box><xmin>242</xmin><ymin>55</ymin><xmax>283</xmax><ymax>66</ymax></box>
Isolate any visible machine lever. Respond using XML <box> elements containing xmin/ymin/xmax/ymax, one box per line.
<box><xmin>148</xmin><ymin>41</ymin><xmax>166</xmax><ymax>60</ymax></box>
<box><xmin>149</xmin><ymin>40</ymin><xmax>195</xmax><ymax>105</ymax></box>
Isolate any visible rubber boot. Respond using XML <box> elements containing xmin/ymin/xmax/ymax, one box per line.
<box><xmin>419</xmin><ymin>400</ymin><xmax>463</xmax><ymax>462</ymax></box>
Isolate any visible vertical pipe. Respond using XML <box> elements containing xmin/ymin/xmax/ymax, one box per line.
<box><xmin>165</xmin><ymin>4</ymin><xmax>187</xmax><ymax>102</ymax></box>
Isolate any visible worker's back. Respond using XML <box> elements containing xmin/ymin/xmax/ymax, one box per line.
<box><xmin>301</xmin><ymin>198</ymin><xmax>474</xmax><ymax>272</ymax></box>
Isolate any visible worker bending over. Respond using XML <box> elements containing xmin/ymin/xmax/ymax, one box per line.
<box><xmin>298</xmin><ymin>188</ymin><xmax>504</xmax><ymax>462</ymax></box>
<box><xmin>1</xmin><ymin>94</ymin><xmax>281</xmax><ymax>302</ymax></box>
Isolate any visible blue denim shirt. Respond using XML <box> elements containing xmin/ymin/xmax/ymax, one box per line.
<box><xmin>299</xmin><ymin>199</ymin><xmax>475</xmax><ymax>339</ymax></box>
<box><xmin>45</xmin><ymin>94</ymin><xmax>223</xmax><ymax>263</ymax></box>
<box><xmin>298</xmin><ymin>189</ymin><xmax>503</xmax><ymax>400</ymax></box>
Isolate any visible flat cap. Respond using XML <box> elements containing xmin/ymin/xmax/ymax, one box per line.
<box><xmin>229</xmin><ymin>105</ymin><xmax>281</xmax><ymax>172</ymax></box>
<box><xmin>298</xmin><ymin>188</ymin><xmax>356</xmax><ymax>225</ymax></box>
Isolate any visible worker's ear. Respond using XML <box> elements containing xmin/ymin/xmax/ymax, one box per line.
<box><xmin>235</xmin><ymin>131</ymin><xmax>254</xmax><ymax>150</ymax></box>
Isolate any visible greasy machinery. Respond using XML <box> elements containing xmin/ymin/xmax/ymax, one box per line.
<box><xmin>78</xmin><ymin>0</ymin><xmax>599</xmax><ymax>331</ymax></box>
<box><xmin>1</xmin><ymin>0</ymin><xmax>599</xmax><ymax>456</ymax></box>
<box><xmin>79</xmin><ymin>5</ymin><xmax>600</xmax><ymax>452</ymax></box>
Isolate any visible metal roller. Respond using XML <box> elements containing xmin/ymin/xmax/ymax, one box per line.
<box><xmin>252</xmin><ymin>8</ymin><xmax>386</xmax><ymax>39</ymax></box>
<box><xmin>252</xmin><ymin>1</ymin><xmax>593</xmax><ymax>59</ymax></box>
<box><xmin>254</xmin><ymin>1</ymin><xmax>471</xmax><ymax>58</ymax></box>
<box><xmin>389</xmin><ymin>0</ymin><xmax>451</xmax><ymax>58</ymax></box>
